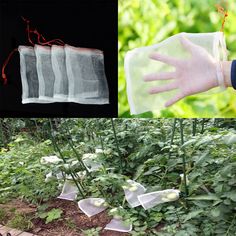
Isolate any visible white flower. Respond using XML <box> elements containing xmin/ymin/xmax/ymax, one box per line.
<box><xmin>40</xmin><ymin>155</ymin><xmax>62</xmax><ymax>165</ymax></box>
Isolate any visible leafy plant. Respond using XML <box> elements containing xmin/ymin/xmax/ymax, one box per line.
<box><xmin>7</xmin><ymin>213</ymin><xmax>33</xmax><ymax>231</ymax></box>
<box><xmin>38</xmin><ymin>208</ymin><xmax>63</xmax><ymax>224</ymax></box>
<box><xmin>81</xmin><ymin>227</ymin><xmax>102</xmax><ymax>236</ymax></box>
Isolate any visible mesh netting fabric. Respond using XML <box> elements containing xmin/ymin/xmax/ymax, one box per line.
<box><xmin>57</xmin><ymin>180</ymin><xmax>78</xmax><ymax>201</ymax></box>
<box><xmin>122</xmin><ymin>180</ymin><xmax>146</xmax><ymax>208</ymax></box>
<box><xmin>65</xmin><ymin>45</ymin><xmax>109</xmax><ymax>104</ymax></box>
<box><xmin>35</xmin><ymin>45</ymin><xmax>55</xmax><ymax>102</ymax></box>
<box><xmin>19</xmin><ymin>46</ymin><xmax>47</xmax><ymax>104</ymax></box>
<box><xmin>138</xmin><ymin>189</ymin><xmax>180</xmax><ymax>210</ymax></box>
<box><xmin>51</xmin><ymin>45</ymin><xmax>69</xmax><ymax>101</ymax></box>
<box><xmin>125</xmin><ymin>32</ymin><xmax>227</xmax><ymax>114</ymax></box>
<box><xmin>18</xmin><ymin>45</ymin><xmax>109</xmax><ymax>104</ymax></box>
<box><xmin>78</xmin><ymin>198</ymin><xmax>107</xmax><ymax>217</ymax></box>
<box><xmin>104</xmin><ymin>219</ymin><xmax>132</xmax><ymax>232</ymax></box>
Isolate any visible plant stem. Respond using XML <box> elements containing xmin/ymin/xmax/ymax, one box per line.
<box><xmin>201</xmin><ymin>119</ymin><xmax>205</xmax><ymax>134</ymax></box>
<box><xmin>226</xmin><ymin>215</ymin><xmax>236</xmax><ymax>236</ymax></box>
<box><xmin>179</xmin><ymin>119</ymin><xmax>189</xmax><ymax>197</ymax></box>
<box><xmin>168</xmin><ymin>118</ymin><xmax>177</xmax><ymax>159</ymax></box>
<box><xmin>0</xmin><ymin>119</ymin><xmax>6</xmax><ymax>148</ymax></box>
<box><xmin>111</xmin><ymin>118</ymin><xmax>122</xmax><ymax>160</ymax></box>
<box><xmin>192</xmin><ymin>119</ymin><xmax>197</xmax><ymax>136</ymax></box>
<box><xmin>48</xmin><ymin>119</ymin><xmax>85</xmax><ymax>198</ymax></box>
<box><xmin>64</xmin><ymin>122</ymin><xmax>91</xmax><ymax>176</ymax></box>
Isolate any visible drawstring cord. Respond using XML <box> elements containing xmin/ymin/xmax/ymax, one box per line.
<box><xmin>1</xmin><ymin>16</ymin><xmax>65</xmax><ymax>84</ymax></box>
<box><xmin>1</xmin><ymin>48</ymin><xmax>18</xmax><ymax>85</ymax></box>
<box><xmin>215</xmin><ymin>4</ymin><xmax>228</xmax><ymax>32</ymax></box>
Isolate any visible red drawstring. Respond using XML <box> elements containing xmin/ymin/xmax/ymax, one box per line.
<box><xmin>215</xmin><ymin>4</ymin><xmax>228</xmax><ymax>32</ymax></box>
<box><xmin>21</xmin><ymin>16</ymin><xmax>65</xmax><ymax>46</ymax></box>
<box><xmin>1</xmin><ymin>48</ymin><xmax>18</xmax><ymax>85</ymax></box>
<box><xmin>1</xmin><ymin>16</ymin><xmax>65</xmax><ymax>84</ymax></box>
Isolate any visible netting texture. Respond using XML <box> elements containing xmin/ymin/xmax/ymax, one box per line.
<box><xmin>124</xmin><ymin>32</ymin><xmax>227</xmax><ymax>114</ymax></box>
<box><xmin>138</xmin><ymin>189</ymin><xmax>180</xmax><ymax>210</ymax></box>
<box><xmin>18</xmin><ymin>45</ymin><xmax>109</xmax><ymax>104</ymax></box>
<box><xmin>78</xmin><ymin>198</ymin><xmax>107</xmax><ymax>217</ymax></box>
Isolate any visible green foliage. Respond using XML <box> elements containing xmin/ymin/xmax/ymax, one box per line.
<box><xmin>118</xmin><ymin>0</ymin><xmax>236</xmax><ymax>117</ymax></box>
<box><xmin>38</xmin><ymin>208</ymin><xmax>63</xmax><ymax>224</ymax></box>
<box><xmin>81</xmin><ymin>227</ymin><xmax>102</xmax><ymax>236</ymax></box>
<box><xmin>0</xmin><ymin>133</ymin><xmax>59</xmax><ymax>204</ymax></box>
<box><xmin>0</xmin><ymin>208</ymin><xmax>7</xmax><ymax>223</ymax></box>
<box><xmin>6</xmin><ymin>213</ymin><xmax>33</xmax><ymax>231</ymax></box>
<box><xmin>1</xmin><ymin>118</ymin><xmax>236</xmax><ymax>234</ymax></box>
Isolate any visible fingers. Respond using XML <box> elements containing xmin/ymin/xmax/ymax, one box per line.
<box><xmin>149</xmin><ymin>82</ymin><xmax>178</xmax><ymax>94</ymax></box>
<box><xmin>144</xmin><ymin>72</ymin><xmax>175</xmax><ymax>81</ymax></box>
<box><xmin>150</xmin><ymin>53</ymin><xmax>180</xmax><ymax>67</ymax></box>
<box><xmin>165</xmin><ymin>93</ymin><xmax>185</xmax><ymax>107</ymax></box>
<box><xmin>180</xmin><ymin>36</ymin><xmax>199</xmax><ymax>54</ymax></box>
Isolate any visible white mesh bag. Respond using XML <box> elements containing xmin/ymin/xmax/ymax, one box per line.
<box><xmin>51</xmin><ymin>45</ymin><xmax>69</xmax><ymax>102</ymax></box>
<box><xmin>78</xmin><ymin>198</ymin><xmax>107</xmax><ymax>217</ymax></box>
<box><xmin>65</xmin><ymin>45</ymin><xmax>109</xmax><ymax>104</ymax></box>
<box><xmin>82</xmin><ymin>153</ymin><xmax>102</xmax><ymax>172</ymax></box>
<box><xmin>122</xmin><ymin>180</ymin><xmax>146</xmax><ymax>208</ymax></box>
<box><xmin>124</xmin><ymin>32</ymin><xmax>227</xmax><ymax>115</ymax></box>
<box><xmin>57</xmin><ymin>180</ymin><xmax>78</xmax><ymax>201</ymax></box>
<box><xmin>18</xmin><ymin>46</ymin><xmax>42</xmax><ymax>104</ymax></box>
<box><xmin>138</xmin><ymin>189</ymin><xmax>180</xmax><ymax>210</ymax></box>
<box><xmin>105</xmin><ymin>218</ymin><xmax>132</xmax><ymax>233</ymax></box>
<box><xmin>35</xmin><ymin>44</ymin><xmax>55</xmax><ymax>103</ymax></box>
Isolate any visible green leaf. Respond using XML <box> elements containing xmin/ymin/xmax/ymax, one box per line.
<box><xmin>183</xmin><ymin>210</ymin><xmax>203</xmax><ymax>223</ymax></box>
<box><xmin>224</xmin><ymin>191</ymin><xmax>236</xmax><ymax>202</ymax></box>
<box><xmin>211</xmin><ymin>208</ymin><xmax>221</xmax><ymax>217</ymax></box>
<box><xmin>45</xmin><ymin>208</ymin><xmax>63</xmax><ymax>224</ymax></box>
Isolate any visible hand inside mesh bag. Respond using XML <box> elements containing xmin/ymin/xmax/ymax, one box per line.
<box><xmin>144</xmin><ymin>37</ymin><xmax>232</xmax><ymax>107</ymax></box>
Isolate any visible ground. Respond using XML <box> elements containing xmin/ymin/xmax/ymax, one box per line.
<box><xmin>0</xmin><ymin>199</ymin><xmax>128</xmax><ymax>236</ymax></box>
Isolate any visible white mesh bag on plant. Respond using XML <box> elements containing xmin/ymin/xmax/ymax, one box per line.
<box><xmin>138</xmin><ymin>189</ymin><xmax>180</xmax><ymax>210</ymax></box>
<box><xmin>82</xmin><ymin>153</ymin><xmax>102</xmax><ymax>172</ymax></box>
<box><xmin>65</xmin><ymin>45</ymin><xmax>109</xmax><ymax>104</ymax></box>
<box><xmin>124</xmin><ymin>32</ymin><xmax>227</xmax><ymax>115</ymax></box>
<box><xmin>105</xmin><ymin>218</ymin><xmax>132</xmax><ymax>233</ymax></box>
<box><xmin>35</xmin><ymin>45</ymin><xmax>55</xmax><ymax>102</ymax></box>
<box><xmin>122</xmin><ymin>180</ymin><xmax>146</xmax><ymax>208</ymax></box>
<box><xmin>78</xmin><ymin>198</ymin><xmax>107</xmax><ymax>217</ymax></box>
<box><xmin>51</xmin><ymin>45</ymin><xmax>69</xmax><ymax>102</ymax></box>
<box><xmin>57</xmin><ymin>180</ymin><xmax>78</xmax><ymax>201</ymax></box>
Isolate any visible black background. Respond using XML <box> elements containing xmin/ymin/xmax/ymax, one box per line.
<box><xmin>0</xmin><ymin>0</ymin><xmax>118</xmax><ymax>117</ymax></box>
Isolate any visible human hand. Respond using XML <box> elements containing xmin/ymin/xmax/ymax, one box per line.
<box><xmin>144</xmin><ymin>37</ymin><xmax>223</xmax><ymax>107</ymax></box>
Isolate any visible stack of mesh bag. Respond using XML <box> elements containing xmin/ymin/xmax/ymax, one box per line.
<box><xmin>19</xmin><ymin>44</ymin><xmax>109</xmax><ymax>104</ymax></box>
